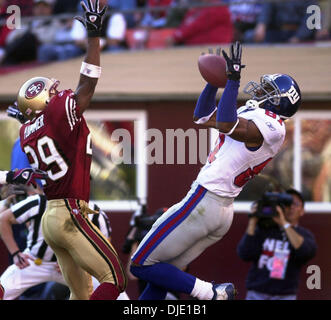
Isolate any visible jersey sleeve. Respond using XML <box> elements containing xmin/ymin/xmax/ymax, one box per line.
<box><xmin>247</xmin><ymin>109</ymin><xmax>285</xmax><ymax>153</ymax></box>
<box><xmin>45</xmin><ymin>90</ymin><xmax>82</xmax><ymax>135</ymax></box>
<box><xmin>11</xmin><ymin>194</ymin><xmax>44</xmax><ymax>224</ymax></box>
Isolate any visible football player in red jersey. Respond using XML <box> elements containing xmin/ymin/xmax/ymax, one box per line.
<box><xmin>16</xmin><ymin>0</ymin><xmax>127</xmax><ymax>300</ymax></box>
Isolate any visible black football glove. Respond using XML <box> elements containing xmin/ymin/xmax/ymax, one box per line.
<box><xmin>222</xmin><ymin>41</ymin><xmax>245</xmax><ymax>81</ymax></box>
<box><xmin>75</xmin><ymin>0</ymin><xmax>107</xmax><ymax>37</ymax></box>
<box><xmin>7</xmin><ymin>102</ymin><xmax>26</xmax><ymax>124</ymax></box>
<box><xmin>6</xmin><ymin>168</ymin><xmax>48</xmax><ymax>188</ymax></box>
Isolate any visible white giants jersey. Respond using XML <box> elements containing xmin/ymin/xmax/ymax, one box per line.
<box><xmin>196</xmin><ymin>106</ymin><xmax>286</xmax><ymax>198</ymax></box>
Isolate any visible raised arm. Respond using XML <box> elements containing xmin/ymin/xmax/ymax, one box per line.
<box><xmin>194</xmin><ymin>42</ymin><xmax>263</xmax><ymax>147</ymax></box>
<box><xmin>74</xmin><ymin>0</ymin><xmax>107</xmax><ymax>115</ymax></box>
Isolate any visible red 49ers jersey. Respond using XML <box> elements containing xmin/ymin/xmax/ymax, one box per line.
<box><xmin>20</xmin><ymin>90</ymin><xmax>92</xmax><ymax>202</ymax></box>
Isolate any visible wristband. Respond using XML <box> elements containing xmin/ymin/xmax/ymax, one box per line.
<box><xmin>80</xmin><ymin>62</ymin><xmax>101</xmax><ymax>78</ymax></box>
<box><xmin>11</xmin><ymin>250</ymin><xmax>20</xmax><ymax>258</ymax></box>
<box><xmin>283</xmin><ymin>223</ymin><xmax>291</xmax><ymax>229</ymax></box>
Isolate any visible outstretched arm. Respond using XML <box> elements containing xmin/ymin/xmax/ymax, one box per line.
<box><xmin>0</xmin><ymin>208</ymin><xmax>32</xmax><ymax>269</ymax></box>
<box><xmin>195</xmin><ymin>42</ymin><xmax>263</xmax><ymax>146</ymax></box>
<box><xmin>74</xmin><ymin>0</ymin><xmax>107</xmax><ymax>115</ymax></box>
<box><xmin>215</xmin><ymin>41</ymin><xmax>244</xmax><ymax>134</ymax></box>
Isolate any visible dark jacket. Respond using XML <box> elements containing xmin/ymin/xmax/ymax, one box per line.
<box><xmin>237</xmin><ymin>224</ymin><xmax>317</xmax><ymax>295</ymax></box>
<box><xmin>258</xmin><ymin>1</ymin><xmax>317</xmax><ymax>40</ymax></box>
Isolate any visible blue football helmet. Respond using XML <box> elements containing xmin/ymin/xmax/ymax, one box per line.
<box><xmin>243</xmin><ymin>74</ymin><xmax>301</xmax><ymax>119</ymax></box>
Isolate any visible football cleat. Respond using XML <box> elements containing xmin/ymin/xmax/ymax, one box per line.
<box><xmin>212</xmin><ymin>282</ymin><xmax>236</xmax><ymax>300</ymax></box>
<box><xmin>17</xmin><ymin>76</ymin><xmax>60</xmax><ymax>120</ymax></box>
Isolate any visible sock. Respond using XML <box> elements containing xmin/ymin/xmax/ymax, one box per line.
<box><xmin>194</xmin><ymin>83</ymin><xmax>218</xmax><ymax>120</ymax></box>
<box><xmin>139</xmin><ymin>283</ymin><xmax>167</xmax><ymax>300</ymax></box>
<box><xmin>216</xmin><ymin>80</ymin><xmax>240</xmax><ymax>123</ymax></box>
<box><xmin>190</xmin><ymin>278</ymin><xmax>214</xmax><ymax>300</ymax></box>
<box><xmin>89</xmin><ymin>282</ymin><xmax>120</xmax><ymax>300</ymax></box>
<box><xmin>131</xmin><ymin>262</ymin><xmax>196</xmax><ymax>295</ymax></box>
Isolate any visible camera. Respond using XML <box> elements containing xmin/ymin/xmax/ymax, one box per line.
<box><xmin>254</xmin><ymin>192</ymin><xmax>293</xmax><ymax>228</ymax></box>
<box><xmin>122</xmin><ymin>206</ymin><xmax>167</xmax><ymax>254</ymax></box>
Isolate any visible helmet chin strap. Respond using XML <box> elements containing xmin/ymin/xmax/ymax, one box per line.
<box><xmin>245</xmin><ymin>99</ymin><xmax>290</xmax><ymax>120</ymax></box>
<box><xmin>245</xmin><ymin>98</ymin><xmax>268</xmax><ymax>109</ymax></box>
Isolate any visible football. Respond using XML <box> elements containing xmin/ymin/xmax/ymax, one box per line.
<box><xmin>198</xmin><ymin>54</ymin><xmax>227</xmax><ymax>88</ymax></box>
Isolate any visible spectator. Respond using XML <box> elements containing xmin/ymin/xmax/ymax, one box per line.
<box><xmin>315</xmin><ymin>0</ymin><xmax>331</xmax><ymax>41</ymax></box>
<box><xmin>123</xmin><ymin>206</ymin><xmax>166</xmax><ymax>296</ymax></box>
<box><xmin>0</xmin><ymin>0</ymin><xmax>11</xmax><ymax>64</ymax></box>
<box><xmin>139</xmin><ymin>0</ymin><xmax>172</xmax><ymax>28</ymax></box>
<box><xmin>247</xmin><ymin>1</ymin><xmax>317</xmax><ymax>44</ymax></box>
<box><xmin>237</xmin><ymin>189</ymin><xmax>317</xmax><ymax>300</ymax></box>
<box><xmin>38</xmin><ymin>1</ymin><xmax>127</xmax><ymax>63</ymax></box>
<box><xmin>53</xmin><ymin>0</ymin><xmax>80</xmax><ymax>14</ymax></box>
<box><xmin>0</xmin><ymin>0</ymin><xmax>7</xmax><ymax>18</ymax></box>
<box><xmin>110</xmin><ymin>0</ymin><xmax>137</xmax><ymax>28</ymax></box>
<box><xmin>37</xmin><ymin>17</ymin><xmax>86</xmax><ymax>63</ymax></box>
<box><xmin>165</xmin><ymin>0</ymin><xmax>188</xmax><ymax>28</ymax></box>
<box><xmin>167</xmin><ymin>0</ymin><xmax>233</xmax><ymax>46</ymax></box>
<box><xmin>227</xmin><ymin>0</ymin><xmax>262</xmax><ymax>42</ymax></box>
<box><xmin>128</xmin><ymin>0</ymin><xmax>173</xmax><ymax>49</ymax></box>
<box><xmin>1</xmin><ymin>0</ymin><xmax>60</xmax><ymax>65</ymax></box>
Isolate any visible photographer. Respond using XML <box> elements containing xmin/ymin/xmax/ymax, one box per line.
<box><xmin>123</xmin><ymin>206</ymin><xmax>168</xmax><ymax>296</ymax></box>
<box><xmin>237</xmin><ymin>189</ymin><xmax>317</xmax><ymax>300</ymax></box>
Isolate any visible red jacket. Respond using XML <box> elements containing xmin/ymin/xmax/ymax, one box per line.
<box><xmin>173</xmin><ymin>5</ymin><xmax>233</xmax><ymax>45</ymax></box>
<box><xmin>0</xmin><ymin>25</ymin><xmax>11</xmax><ymax>47</ymax></box>
<box><xmin>148</xmin><ymin>0</ymin><xmax>172</xmax><ymax>18</ymax></box>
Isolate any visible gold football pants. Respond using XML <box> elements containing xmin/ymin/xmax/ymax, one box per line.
<box><xmin>41</xmin><ymin>199</ymin><xmax>127</xmax><ymax>300</ymax></box>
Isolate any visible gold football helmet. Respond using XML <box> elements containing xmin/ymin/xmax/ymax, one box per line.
<box><xmin>17</xmin><ymin>77</ymin><xmax>60</xmax><ymax>120</ymax></box>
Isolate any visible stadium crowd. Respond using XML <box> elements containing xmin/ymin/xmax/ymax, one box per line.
<box><xmin>0</xmin><ymin>0</ymin><xmax>330</xmax><ymax>67</ymax></box>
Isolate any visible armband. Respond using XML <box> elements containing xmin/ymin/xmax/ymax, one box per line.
<box><xmin>11</xmin><ymin>250</ymin><xmax>20</xmax><ymax>258</ymax></box>
<box><xmin>80</xmin><ymin>62</ymin><xmax>102</xmax><ymax>78</ymax></box>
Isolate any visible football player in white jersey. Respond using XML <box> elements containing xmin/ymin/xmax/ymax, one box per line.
<box><xmin>130</xmin><ymin>41</ymin><xmax>301</xmax><ymax>300</ymax></box>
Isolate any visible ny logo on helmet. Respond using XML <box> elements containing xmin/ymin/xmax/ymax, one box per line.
<box><xmin>287</xmin><ymin>85</ymin><xmax>300</xmax><ymax>105</ymax></box>
<box><xmin>25</xmin><ymin>81</ymin><xmax>45</xmax><ymax>99</ymax></box>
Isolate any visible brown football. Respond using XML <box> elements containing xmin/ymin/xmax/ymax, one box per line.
<box><xmin>198</xmin><ymin>54</ymin><xmax>227</xmax><ymax>88</ymax></box>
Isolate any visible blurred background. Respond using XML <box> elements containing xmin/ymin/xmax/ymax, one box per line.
<box><xmin>0</xmin><ymin>0</ymin><xmax>330</xmax><ymax>300</ymax></box>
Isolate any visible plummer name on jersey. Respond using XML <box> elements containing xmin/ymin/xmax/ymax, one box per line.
<box><xmin>23</xmin><ymin>115</ymin><xmax>45</xmax><ymax>139</ymax></box>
